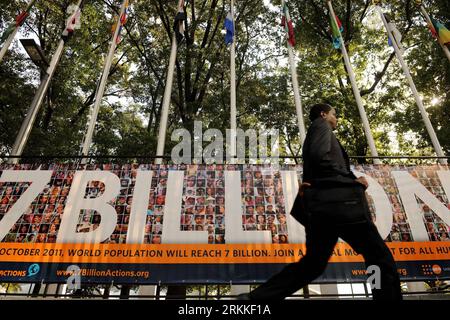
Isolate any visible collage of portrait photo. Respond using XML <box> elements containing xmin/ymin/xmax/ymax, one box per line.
<box><xmin>354</xmin><ymin>164</ymin><xmax>450</xmax><ymax>242</ymax></box>
<box><xmin>0</xmin><ymin>163</ymin><xmax>449</xmax><ymax>245</ymax></box>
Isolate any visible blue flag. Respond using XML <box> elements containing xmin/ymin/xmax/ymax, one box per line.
<box><xmin>224</xmin><ymin>12</ymin><xmax>234</xmax><ymax>45</ymax></box>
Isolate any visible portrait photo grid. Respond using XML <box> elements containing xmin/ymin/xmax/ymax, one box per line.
<box><xmin>0</xmin><ymin>163</ymin><xmax>448</xmax><ymax>244</ymax></box>
<box><xmin>353</xmin><ymin>164</ymin><xmax>450</xmax><ymax>242</ymax></box>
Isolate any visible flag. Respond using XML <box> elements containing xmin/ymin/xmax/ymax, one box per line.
<box><xmin>330</xmin><ymin>14</ymin><xmax>343</xmax><ymax>49</ymax></box>
<box><xmin>427</xmin><ymin>20</ymin><xmax>438</xmax><ymax>38</ymax></box>
<box><xmin>61</xmin><ymin>7</ymin><xmax>81</xmax><ymax>42</ymax></box>
<box><xmin>430</xmin><ymin>18</ymin><xmax>450</xmax><ymax>45</ymax></box>
<box><xmin>388</xmin><ymin>23</ymin><xmax>404</xmax><ymax>54</ymax></box>
<box><xmin>120</xmin><ymin>0</ymin><xmax>129</xmax><ymax>25</ymax></box>
<box><xmin>0</xmin><ymin>0</ymin><xmax>38</xmax><ymax>45</ymax></box>
<box><xmin>111</xmin><ymin>0</ymin><xmax>130</xmax><ymax>44</ymax></box>
<box><xmin>173</xmin><ymin>0</ymin><xmax>186</xmax><ymax>44</ymax></box>
<box><xmin>281</xmin><ymin>2</ymin><xmax>296</xmax><ymax>47</ymax></box>
<box><xmin>15</xmin><ymin>11</ymin><xmax>29</xmax><ymax>27</ymax></box>
<box><xmin>224</xmin><ymin>11</ymin><xmax>234</xmax><ymax>45</ymax></box>
<box><xmin>385</xmin><ymin>14</ymin><xmax>405</xmax><ymax>54</ymax></box>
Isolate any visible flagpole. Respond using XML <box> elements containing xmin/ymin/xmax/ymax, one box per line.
<box><xmin>327</xmin><ymin>0</ymin><xmax>381</xmax><ymax>165</ymax></box>
<box><xmin>419</xmin><ymin>5</ymin><xmax>450</xmax><ymax>63</ymax></box>
<box><xmin>282</xmin><ymin>0</ymin><xmax>306</xmax><ymax>144</ymax></box>
<box><xmin>0</xmin><ymin>28</ymin><xmax>20</xmax><ymax>63</ymax></box>
<box><xmin>156</xmin><ymin>0</ymin><xmax>184</xmax><ymax>165</ymax></box>
<box><xmin>9</xmin><ymin>0</ymin><xmax>83</xmax><ymax>164</ymax></box>
<box><xmin>376</xmin><ymin>5</ymin><xmax>447</xmax><ymax>164</ymax></box>
<box><xmin>230</xmin><ymin>0</ymin><xmax>237</xmax><ymax>159</ymax></box>
<box><xmin>0</xmin><ymin>0</ymin><xmax>37</xmax><ymax>62</ymax></box>
<box><xmin>81</xmin><ymin>0</ymin><xmax>128</xmax><ymax>163</ymax></box>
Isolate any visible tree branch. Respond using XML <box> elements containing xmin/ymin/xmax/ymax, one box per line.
<box><xmin>360</xmin><ymin>52</ymin><xmax>395</xmax><ymax>96</ymax></box>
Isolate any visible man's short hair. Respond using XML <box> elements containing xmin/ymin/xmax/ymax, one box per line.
<box><xmin>309</xmin><ymin>103</ymin><xmax>332</xmax><ymax>122</ymax></box>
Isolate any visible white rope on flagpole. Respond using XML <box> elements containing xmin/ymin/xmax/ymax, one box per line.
<box><xmin>327</xmin><ymin>0</ymin><xmax>381</xmax><ymax>165</ymax></box>
<box><xmin>282</xmin><ymin>0</ymin><xmax>306</xmax><ymax>144</ymax></box>
<box><xmin>376</xmin><ymin>5</ymin><xmax>446</xmax><ymax>165</ymax></box>
<box><xmin>230</xmin><ymin>0</ymin><xmax>237</xmax><ymax>160</ymax></box>
<box><xmin>81</xmin><ymin>0</ymin><xmax>129</xmax><ymax>164</ymax></box>
<box><xmin>156</xmin><ymin>0</ymin><xmax>184</xmax><ymax>165</ymax></box>
<box><xmin>419</xmin><ymin>5</ymin><xmax>450</xmax><ymax>63</ymax></box>
<box><xmin>9</xmin><ymin>0</ymin><xmax>83</xmax><ymax>164</ymax></box>
<box><xmin>0</xmin><ymin>0</ymin><xmax>36</xmax><ymax>62</ymax></box>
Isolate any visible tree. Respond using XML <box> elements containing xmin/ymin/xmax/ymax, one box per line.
<box><xmin>0</xmin><ymin>0</ymin><xmax>448</xmax><ymax>159</ymax></box>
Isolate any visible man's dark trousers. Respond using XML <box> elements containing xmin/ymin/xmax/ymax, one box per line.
<box><xmin>248</xmin><ymin>213</ymin><xmax>403</xmax><ymax>301</ymax></box>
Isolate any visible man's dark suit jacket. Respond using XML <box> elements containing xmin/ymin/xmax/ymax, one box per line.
<box><xmin>291</xmin><ymin>118</ymin><xmax>360</xmax><ymax>225</ymax></box>
<box><xmin>302</xmin><ymin>117</ymin><xmax>357</xmax><ymax>184</ymax></box>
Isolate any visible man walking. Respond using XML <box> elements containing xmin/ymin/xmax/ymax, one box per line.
<box><xmin>240</xmin><ymin>103</ymin><xmax>402</xmax><ymax>300</ymax></box>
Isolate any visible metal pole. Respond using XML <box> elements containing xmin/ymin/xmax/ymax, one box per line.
<box><xmin>0</xmin><ymin>28</ymin><xmax>20</xmax><ymax>62</ymax></box>
<box><xmin>9</xmin><ymin>41</ymin><xmax>64</xmax><ymax>164</ymax></box>
<box><xmin>230</xmin><ymin>0</ymin><xmax>237</xmax><ymax>158</ymax></box>
<box><xmin>0</xmin><ymin>0</ymin><xmax>37</xmax><ymax>62</ymax></box>
<box><xmin>155</xmin><ymin>0</ymin><xmax>184</xmax><ymax>165</ymax></box>
<box><xmin>282</xmin><ymin>0</ymin><xmax>306</xmax><ymax>143</ymax></box>
<box><xmin>376</xmin><ymin>6</ymin><xmax>447</xmax><ymax>164</ymax></box>
<box><xmin>327</xmin><ymin>1</ymin><xmax>381</xmax><ymax>165</ymax></box>
<box><xmin>419</xmin><ymin>5</ymin><xmax>450</xmax><ymax>63</ymax></box>
<box><xmin>81</xmin><ymin>0</ymin><xmax>128</xmax><ymax>163</ymax></box>
<box><xmin>288</xmin><ymin>45</ymin><xmax>306</xmax><ymax>144</ymax></box>
<box><xmin>9</xmin><ymin>0</ymin><xmax>83</xmax><ymax>164</ymax></box>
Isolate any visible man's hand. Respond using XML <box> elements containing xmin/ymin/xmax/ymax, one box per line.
<box><xmin>355</xmin><ymin>176</ymin><xmax>368</xmax><ymax>189</ymax></box>
<box><xmin>298</xmin><ymin>182</ymin><xmax>311</xmax><ymax>197</ymax></box>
